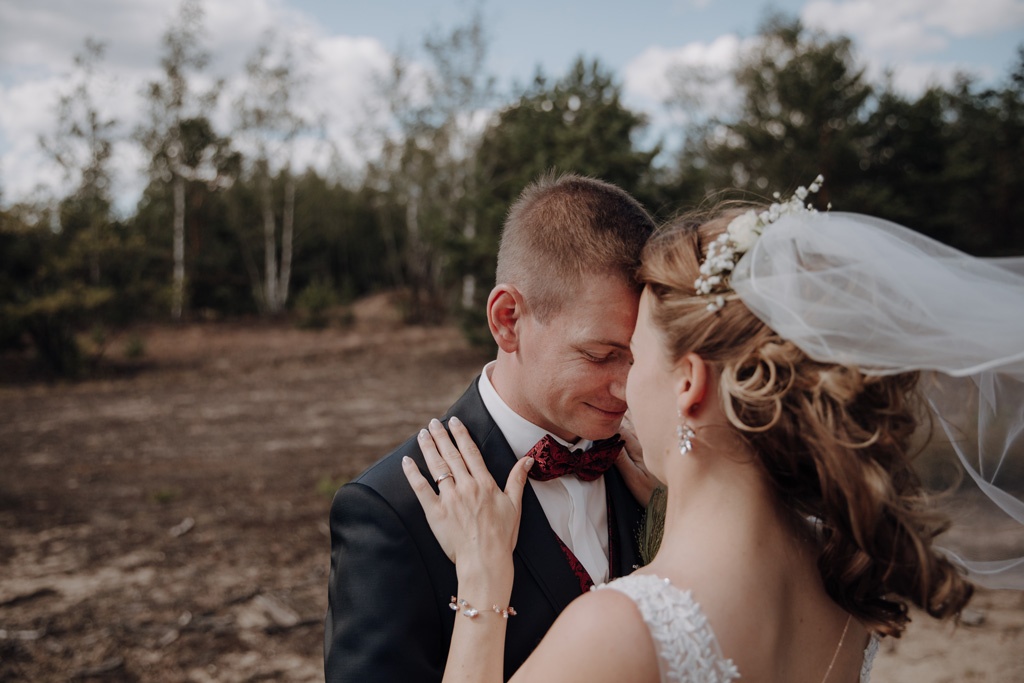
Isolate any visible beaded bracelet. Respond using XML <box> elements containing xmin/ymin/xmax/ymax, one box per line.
<box><xmin>450</xmin><ymin>596</ymin><xmax>517</xmax><ymax>619</ymax></box>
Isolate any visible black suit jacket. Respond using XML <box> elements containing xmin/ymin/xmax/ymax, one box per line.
<box><xmin>324</xmin><ymin>377</ymin><xmax>645</xmax><ymax>682</ymax></box>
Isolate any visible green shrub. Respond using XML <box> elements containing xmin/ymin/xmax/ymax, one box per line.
<box><xmin>295</xmin><ymin>278</ymin><xmax>338</xmax><ymax>329</ymax></box>
<box><xmin>123</xmin><ymin>334</ymin><xmax>146</xmax><ymax>359</ymax></box>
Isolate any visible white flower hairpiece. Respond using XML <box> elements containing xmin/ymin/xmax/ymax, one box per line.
<box><xmin>695</xmin><ymin>175</ymin><xmax>826</xmax><ymax>312</ymax></box>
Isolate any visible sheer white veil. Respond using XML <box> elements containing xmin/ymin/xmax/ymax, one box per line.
<box><xmin>731</xmin><ymin>212</ymin><xmax>1024</xmax><ymax>589</ymax></box>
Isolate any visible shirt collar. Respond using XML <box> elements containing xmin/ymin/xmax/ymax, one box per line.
<box><xmin>478</xmin><ymin>361</ymin><xmax>591</xmax><ymax>460</ymax></box>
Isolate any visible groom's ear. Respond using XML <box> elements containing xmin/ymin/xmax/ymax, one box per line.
<box><xmin>487</xmin><ymin>284</ymin><xmax>524</xmax><ymax>352</ymax></box>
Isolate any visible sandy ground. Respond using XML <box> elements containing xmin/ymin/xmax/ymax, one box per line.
<box><xmin>1</xmin><ymin>295</ymin><xmax>1021</xmax><ymax>682</ymax></box>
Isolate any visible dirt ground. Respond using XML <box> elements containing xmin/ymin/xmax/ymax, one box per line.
<box><xmin>1</xmin><ymin>294</ymin><xmax>1022</xmax><ymax>682</ymax></box>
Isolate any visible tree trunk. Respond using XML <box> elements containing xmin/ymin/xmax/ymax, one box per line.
<box><xmin>261</xmin><ymin>174</ymin><xmax>279</xmax><ymax>314</ymax></box>
<box><xmin>279</xmin><ymin>174</ymin><xmax>295</xmax><ymax>309</ymax></box>
<box><xmin>233</xmin><ymin>221</ymin><xmax>265</xmax><ymax>313</ymax></box>
<box><xmin>88</xmin><ymin>220</ymin><xmax>102</xmax><ymax>285</ymax></box>
<box><xmin>377</xmin><ymin>196</ymin><xmax>405</xmax><ymax>292</ymax></box>
<box><xmin>172</xmin><ymin>174</ymin><xmax>186</xmax><ymax>321</ymax></box>
<box><xmin>461</xmin><ymin>163</ymin><xmax>477</xmax><ymax>310</ymax></box>
<box><xmin>405</xmin><ymin>184</ymin><xmax>424</xmax><ymax>320</ymax></box>
<box><xmin>89</xmin><ymin>252</ymin><xmax>101</xmax><ymax>286</ymax></box>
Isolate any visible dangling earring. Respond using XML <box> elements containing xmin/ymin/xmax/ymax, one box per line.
<box><xmin>677</xmin><ymin>411</ymin><xmax>695</xmax><ymax>455</ymax></box>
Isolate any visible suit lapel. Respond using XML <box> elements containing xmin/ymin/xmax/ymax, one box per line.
<box><xmin>604</xmin><ymin>467</ymin><xmax>645</xmax><ymax>577</ymax></box>
<box><xmin>512</xmin><ymin>481</ymin><xmax>585</xmax><ymax>611</ymax></box>
<box><xmin>443</xmin><ymin>379</ymin><xmax>584</xmax><ymax>613</ymax></box>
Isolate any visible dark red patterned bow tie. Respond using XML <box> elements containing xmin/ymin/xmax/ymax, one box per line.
<box><xmin>526</xmin><ymin>434</ymin><xmax>625</xmax><ymax>482</ymax></box>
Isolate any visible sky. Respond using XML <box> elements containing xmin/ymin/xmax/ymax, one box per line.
<box><xmin>1</xmin><ymin>0</ymin><xmax>1023</xmax><ymax>212</ymax></box>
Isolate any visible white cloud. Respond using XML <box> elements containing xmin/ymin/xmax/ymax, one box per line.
<box><xmin>671</xmin><ymin>0</ymin><xmax>715</xmax><ymax>10</ymax></box>
<box><xmin>622</xmin><ymin>33</ymin><xmax>759</xmax><ymax>139</ymax></box>
<box><xmin>620</xmin><ymin>0</ymin><xmax>1017</xmax><ymax>140</ymax></box>
<box><xmin>622</xmin><ymin>35</ymin><xmax>755</xmax><ymax>161</ymax></box>
<box><xmin>800</xmin><ymin>0</ymin><xmax>1015</xmax><ymax>97</ymax></box>
<box><xmin>624</xmin><ymin>35</ymin><xmax>747</xmax><ymax>105</ymax></box>
<box><xmin>299</xmin><ymin>35</ymin><xmax>395</xmax><ymax>168</ymax></box>
<box><xmin>0</xmin><ymin>78</ymin><xmax>66</xmax><ymax>201</ymax></box>
<box><xmin>0</xmin><ymin>0</ymin><xmax>319</xmax><ymax>78</ymax></box>
<box><xmin>617</xmin><ymin>13</ymin><xmax>1002</xmax><ymax>159</ymax></box>
<box><xmin>869</xmin><ymin>60</ymin><xmax>989</xmax><ymax>97</ymax></box>
<box><xmin>0</xmin><ymin>0</ymin><xmax>170</xmax><ymax>80</ymax></box>
<box><xmin>928</xmin><ymin>0</ymin><xmax>1024</xmax><ymax>36</ymax></box>
<box><xmin>802</xmin><ymin>0</ymin><xmax>1024</xmax><ymax>56</ymax></box>
<box><xmin>0</xmin><ymin>0</ymin><xmax>396</xmax><ymax>209</ymax></box>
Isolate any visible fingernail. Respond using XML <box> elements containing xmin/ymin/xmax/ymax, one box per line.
<box><xmin>524</xmin><ymin>457</ymin><xmax>534</xmax><ymax>470</ymax></box>
<box><xmin>450</xmin><ymin>416</ymin><xmax>461</xmax><ymax>426</ymax></box>
<box><xmin>402</xmin><ymin>455</ymin><xmax>411</xmax><ymax>464</ymax></box>
<box><xmin>418</xmin><ymin>429</ymin><xmax>429</xmax><ymax>438</ymax></box>
<box><xmin>430</xmin><ymin>418</ymin><xmax>441</xmax><ymax>427</ymax></box>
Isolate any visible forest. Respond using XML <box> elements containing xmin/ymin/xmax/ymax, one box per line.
<box><xmin>2</xmin><ymin>1</ymin><xmax>1023</xmax><ymax>377</ymax></box>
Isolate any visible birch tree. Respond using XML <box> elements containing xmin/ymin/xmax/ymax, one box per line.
<box><xmin>364</xmin><ymin>10</ymin><xmax>494</xmax><ymax>323</ymax></box>
<box><xmin>234</xmin><ymin>33</ymin><xmax>311</xmax><ymax>315</ymax></box>
<box><xmin>423</xmin><ymin>15</ymin><xmax>494</xmax><ymax>313</ymax></box>
<box><xmin>136</xmin><ymin>0</ymin><xmax>232</xmax><ymax>320</ymax></box>
<box><xmin>39</xmin><ymin>38</ymin><xmax>118</xmax><ymax>286</ymax></box>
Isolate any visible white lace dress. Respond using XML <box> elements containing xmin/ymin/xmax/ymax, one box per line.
<box><xmin>595</xmin><ymin>574</ymin><xmax>879</xmax><ymax>683</ymax></box>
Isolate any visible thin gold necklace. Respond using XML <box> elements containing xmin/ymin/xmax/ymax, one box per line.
<box><xmin>820</xmin><ymin>614</ymin><xmax>852</xmax><ymax>683</ymax></box>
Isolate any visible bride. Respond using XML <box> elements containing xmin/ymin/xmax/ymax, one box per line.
<box><xmin>402</xmin><ymin>179</ymin><xmax>1023</xmax><ymax>682</ymax></box>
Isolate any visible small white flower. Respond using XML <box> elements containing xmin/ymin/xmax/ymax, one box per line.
<box><xmin>727</xmin><ymin>210</ymin><xmax>760</xmax><ymax>251</ymax></box>
<box><xmin>693</xmin><ymin>175</ymin><xmax>824</xmax><ymax>313</ymax></box>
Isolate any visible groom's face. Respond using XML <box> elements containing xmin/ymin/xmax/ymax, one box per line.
<box><xmin>515</xmin><ymin>275</ymin><xmax>639</xmax><ymax>443</ymax></box>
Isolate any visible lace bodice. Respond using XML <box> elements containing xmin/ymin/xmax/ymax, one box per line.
<box><xmin>595</xmin><ymin>575</ymin><xmax>739</xmax><ymax>683</ymax></box>
<box><xmin>596</xmin><ymin>574</ymin><xmax>878</xmax><ymax>683</ymax></box>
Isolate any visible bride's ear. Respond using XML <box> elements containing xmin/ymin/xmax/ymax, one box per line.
<box><xmin>487</xmin><ymin>284</ymin><xmax>525</xmax><ymax>353</ymax></box>
<box><xmin>675</xmin><ymin>352</ymin><xmax>709</xmax><ymax>419</ymax></box>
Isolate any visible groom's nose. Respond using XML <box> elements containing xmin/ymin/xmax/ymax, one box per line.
<box><xmin>608</xmin><ymin>361</ymin><xmax>629</xmax><ymax>402</ymax></box>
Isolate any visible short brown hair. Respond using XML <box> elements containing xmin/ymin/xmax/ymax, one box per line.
<box><xmin>496</xmin><ymin>172</ymin><xmax>655</xmax><ymax>319</ymax></box>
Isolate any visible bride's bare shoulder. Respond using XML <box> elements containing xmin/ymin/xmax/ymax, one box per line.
<box><xmin>676</xmin><ymin>549</ymin><xmax>849</xmax><ymax>677</ymax></box>
<box><xmin>510</xmin><ymin>588</ymin><xmax>660</xmax><ymax>683</ymax></box>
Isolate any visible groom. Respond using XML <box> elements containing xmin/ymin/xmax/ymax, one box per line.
<box><xmin>324</xmin><ymin>172</ymin><xmax>656</xmax><ymax>681</ymax></box>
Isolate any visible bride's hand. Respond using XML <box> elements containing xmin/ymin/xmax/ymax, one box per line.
<box><xmin>615</xmin><ymin>413</ymin><xmax>663</xmax><ymax>506</ymax></box>
<box><xmin>402</xmin><ymin>416</ymin><xmax>533</xmax><ymax>572</ymax></box>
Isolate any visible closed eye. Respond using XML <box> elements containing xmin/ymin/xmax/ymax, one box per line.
<box><xmin>583</xmin><ymin>349</ymin><xmax>629</xmax><ymax>364</ymax></box>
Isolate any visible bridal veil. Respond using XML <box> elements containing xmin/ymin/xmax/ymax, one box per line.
<box><xmin>731</xmin><ymin>212</ymin><xmax>1024</xmax><ymax>589</ymax></box>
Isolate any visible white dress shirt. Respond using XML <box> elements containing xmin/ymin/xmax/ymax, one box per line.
<box><xmin>478</xmin><ymin>362</ymin><xmax>610</xmax><ymax>584</ymax></box>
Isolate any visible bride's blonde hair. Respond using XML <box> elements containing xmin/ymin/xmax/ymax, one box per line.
<box><xmin>639</xmin><ymin>208</ymin><xmax>973</xmax><ymax>636</ymax></box>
